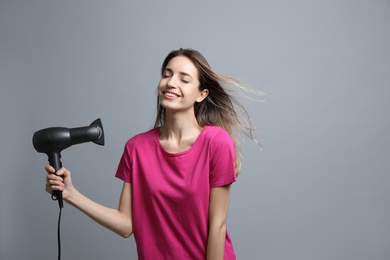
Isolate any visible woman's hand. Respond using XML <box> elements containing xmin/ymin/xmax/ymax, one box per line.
<box><xmin>45</xmin><ymin>165</ymin><xmax>75</xmax><ymax>201</ymax></box>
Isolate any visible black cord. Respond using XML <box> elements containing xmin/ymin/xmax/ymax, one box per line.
<box><xmin>57</xmin><ymin>207</ymin><xmax>62</xmax><ymax>260</ymax></box>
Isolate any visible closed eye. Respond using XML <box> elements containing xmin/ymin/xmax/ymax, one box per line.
<box><xmin>163</xmin><ymin>68</ymin><xmax>193</xmax><ymax>83</ymax></box>
<box><xmin>162</xmin><ymin>68</ymin><xmax>172</xmax><ymax>78</ymax></box>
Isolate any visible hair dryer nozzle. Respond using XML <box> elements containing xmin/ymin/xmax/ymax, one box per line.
<box><xmin>90</xmin><ymin>118</ymin><xmax>104</xmax><ymax>146</ymax></box>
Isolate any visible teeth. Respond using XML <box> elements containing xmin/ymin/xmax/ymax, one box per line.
<box><xmin>165</xmin><ymin>92</ymin><xmax>177</xmax><ymax>97</ymax></box>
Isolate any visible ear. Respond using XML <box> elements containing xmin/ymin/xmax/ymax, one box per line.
<box><xmin>196</xmin><ymin>89</ymin><xmax>209</xmax><ymax>103</ymax></box>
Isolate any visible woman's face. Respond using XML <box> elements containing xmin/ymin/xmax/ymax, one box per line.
<box><xmin>158</xmin><ymin>56</ymin><xmax>208</xmax><ymax>112</ymax></box>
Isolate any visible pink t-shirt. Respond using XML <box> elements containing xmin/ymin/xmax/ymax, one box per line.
<box><xmin>115</xmin><ymin>125</ymin><xmax>237</xmax><ymax>260</ymax></box>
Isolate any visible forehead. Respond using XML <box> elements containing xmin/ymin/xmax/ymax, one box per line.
<box><xmin>165</xmin><ymin>56</ymin><xmax>199</xmax><ymax>77</ymax></box>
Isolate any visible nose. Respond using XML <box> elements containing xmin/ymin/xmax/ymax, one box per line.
<box><xmin>167</xmin><ymin>75</ymin><xmax>178</xmax><ymax>88</ymax></box>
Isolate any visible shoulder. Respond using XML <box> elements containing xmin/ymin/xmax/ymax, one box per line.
<box><xmin>124</xmin><ymin>128</ymin><xmax>158</xmax><ymax>149</ymax></box>
<box><xmin>202</xmin><ymin>126</ymin><xmax>234</xmax><ymax>151</ymax></box>
<box><xmin>203</xmin><ymin>125</ymin><xmax>233</xmax><ymax>143</ymax></box>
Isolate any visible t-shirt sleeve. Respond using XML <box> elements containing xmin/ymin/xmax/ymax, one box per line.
<box><xmin>209</xmin><ymin>129</ymin><xmax>237</xmax><ymax>187</ymax></box>
<box><xmin>115</xmin><ymin>138</ymin><xmax>134</xmax><ymax>183</ymax></box>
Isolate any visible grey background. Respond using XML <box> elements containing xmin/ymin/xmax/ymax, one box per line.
<box><xmin>1</xmin><ymin>0</ymin><xmax>389</xmax><ymax>259</ymax></box>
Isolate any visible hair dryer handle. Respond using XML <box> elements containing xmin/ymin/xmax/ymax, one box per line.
<box><xmin>48</xmin><ymin>152</ymin><xmax>64</xmax><ymax>208</ymax></box>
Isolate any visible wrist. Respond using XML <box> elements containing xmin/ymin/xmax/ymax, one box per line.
<box><xmin>64</xmin><ymin>186</ymin><xmax>78</xmax><ymax>205</ymax></box>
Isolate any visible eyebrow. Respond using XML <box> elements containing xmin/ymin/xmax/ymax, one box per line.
<box><xmin>163</xmin><ymin>68</ymin><xmax>193</xmax><ymax>79</ymax></box>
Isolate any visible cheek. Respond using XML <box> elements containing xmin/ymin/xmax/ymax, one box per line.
<box><xmin>157</xmin><ymin>79</ymin><xmax>164</xmax><ymax>90</ymax></box>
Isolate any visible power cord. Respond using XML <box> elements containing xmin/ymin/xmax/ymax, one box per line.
<box><xmin>56</xmin><ymin>206</ymin><xmax>62</xmax><ymax>260</ymax></box>
<box><xmin>51</xmin><ymin>184</ymin><xmax>63</xmax><ymax>259</ymax></box>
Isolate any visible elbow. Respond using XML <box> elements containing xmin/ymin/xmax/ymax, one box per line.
<box><xmin>121</xmin><ymin>232</ymin><xmax>132</xmax><ymax>239</ymax></box>
<box><xmin>118</xmin><ymin>214</ymin><xmax>133</xmax><ymax>238</ymax></box>
<box><xmin>117</xmin><ymin>222</ymin><xmax>133</xmax><ymax>238</ymax></box>
<box><xmin>119</xmin><ymin>228</ymin><xmax>133</xmax><ymax>238</ymax></box>
<box><xmin>209</xmin><ymin>222</ymin><xmax>227</xmax><ymax>236</ymax></box>
<box><xmin>220</xmin><ymin>223</ymin><xmax>227</xmax><ymax>235</ymax></box>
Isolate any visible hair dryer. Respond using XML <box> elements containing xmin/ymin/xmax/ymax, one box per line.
<box><xmin>33</xmin><ymin>118</ymin><xmax>105</xmax><ymax>208</ymax></box>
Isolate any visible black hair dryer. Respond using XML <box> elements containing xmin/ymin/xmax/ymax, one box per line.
<box><xmin>33</xmin><ymin>118</ymin><xmax>105</xmax><ymax>208</ymax></box>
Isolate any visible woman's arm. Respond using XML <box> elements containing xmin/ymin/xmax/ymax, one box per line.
<box><xmin>206</xmin><ymin>184</ymin><xmax>232</xmax><ymax>260</ymax></box>
<box><xmin>45</xmin><ymin>166</ymin><xmax>133</xmax><ymax>238</ymax></box>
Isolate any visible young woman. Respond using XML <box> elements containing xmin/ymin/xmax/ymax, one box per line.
<box><xmin>45</xmin><ymin>48</ymin><xmax>259</xmax><ymax>260</ymax></box>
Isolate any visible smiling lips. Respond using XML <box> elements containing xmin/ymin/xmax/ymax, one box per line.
<box><xmin>163</xmin><ymin>91</ymin><xmax>180</xmax><ymax>99</ymax></box>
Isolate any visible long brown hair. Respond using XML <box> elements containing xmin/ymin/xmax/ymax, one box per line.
<box><xmin>154</xmin><ymin>48</ymin><xmax>262</xmax><ymax>173</ymax></box>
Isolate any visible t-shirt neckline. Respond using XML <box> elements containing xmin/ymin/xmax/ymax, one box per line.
<box><xmin>155</xmin><ymin>126</ymin><xmax>209</xmax><ymax>157</ymax></box>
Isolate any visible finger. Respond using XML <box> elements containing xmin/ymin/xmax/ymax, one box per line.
<box><xmin>45</xmin><ymin>180</ymin><xmax>55</xmax><ymax>193</ymax></box>
<box><xmin>46</xmin><ymin>173</ymin><xmax>63</xmax><ymax>182</ymax></box>
<box><xmin>45</xmin><ymin>183</ymin><xmax>63</xmax><ymax>193</ymax></box>
<box><xmin>47</xmin><ymin>177</ymin><xmax>63</xmax><ymax>185</ymax></box>
<box><xmin>44</xmin><ymin>165</ymin><xmax>55</xmax><ymax>174</ymax></box>
<box><xmin>46</xmin><ymin>179</ymin><xmax>65</xmax><ymax>190</ymax></box>
<box><xmin>55</xmin><ymin>167</ymin><xmax>70</xmax><ymax>177</ymax></box>
<box><xmin>46</xmin><ymin>168</ymin><xmax>65</xmax><ymax>178</ymax></box>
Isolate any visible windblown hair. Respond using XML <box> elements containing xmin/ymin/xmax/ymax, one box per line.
<box><xmin>154</xmin><ymin>48</ymin><xmax>262</xmax><ymax>173</ymax></box>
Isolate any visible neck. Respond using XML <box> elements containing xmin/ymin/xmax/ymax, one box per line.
<box><xmin>160</xmin><ymin>109</ymin><xmax>202</xmax><ymax>141</ymax></box>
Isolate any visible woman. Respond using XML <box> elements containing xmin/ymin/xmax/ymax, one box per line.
<box><xmin>45</xmin><ymin>48</ymin><xmax>259</xmax><ymax>259</ymax></box>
